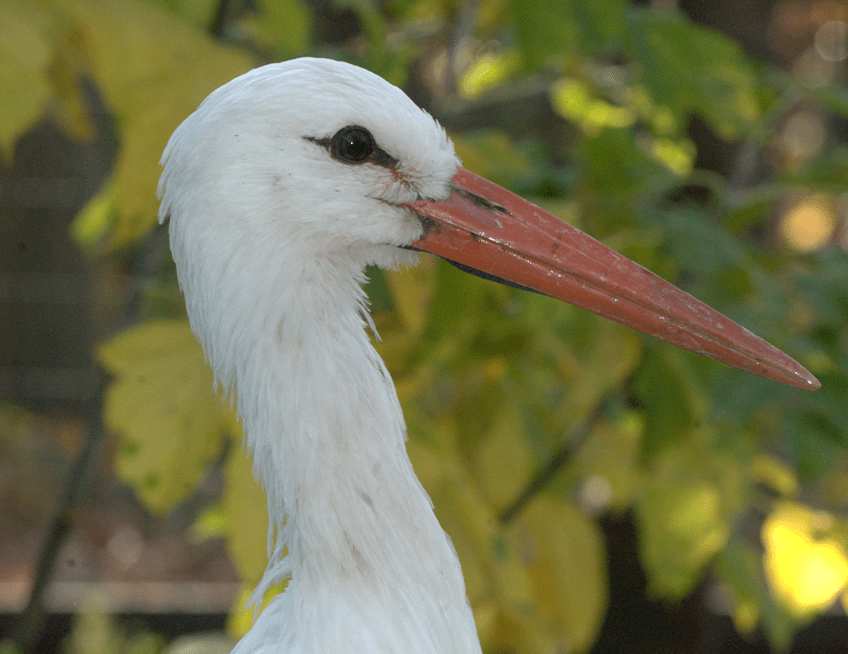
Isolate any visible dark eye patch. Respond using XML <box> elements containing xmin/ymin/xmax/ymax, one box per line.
<box><xmin>305</xmin><ymin>126</ymin><xmax>399</xmax><ymax>169</ymax></box>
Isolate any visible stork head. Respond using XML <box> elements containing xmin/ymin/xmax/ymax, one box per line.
<box><xmin>158</xmin><ymin>57</ymin><xmax>457</xmax><ymax>273</ymax></box>
<box><xmin>158</xmin><ymin>57</ymin><xmax>819</xmax><ymax>391</ymax></box>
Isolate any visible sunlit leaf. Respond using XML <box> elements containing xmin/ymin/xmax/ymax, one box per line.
<box><xmin>550</xmin><ymin>78</ymin><xmax>635</xmax><ymax>134</ymax></box>
<box><xmin>56</xmin><ymin>0</ymin><xmax>252</xmax><ymax>247</ymax></box>
<box><xmin>763</xmin><ymin>502</ymin><xmax>848</xmax><ymax>617</ymax></box>
<box><xmin>71</xmin><ymin>173</ymin><xmax>118</xmax><ymax>251</ymax></box>
<box><xmin>99</xmin><ymin>320</ymin><xmax>237</xmax><ymax>512</ymax></box>
<box><xmin>460</xmin><ymin>50</ymin><xmax>521</xmax><ymax>99</ymax></box>
<box><xmin>227</xmin><ymin>580</ymin><xmax>288</xmax><ymax>640</ymax></box>
<box><xmin>193</xmin><ymin>503</ymin><xmax>228</xmax><ymax>540</ymax></box>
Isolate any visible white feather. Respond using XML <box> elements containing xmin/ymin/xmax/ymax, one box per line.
<box><xmin>158</xmin><ymin>58</ymin><xmax>480</xmax><ymax>654</ymax></box>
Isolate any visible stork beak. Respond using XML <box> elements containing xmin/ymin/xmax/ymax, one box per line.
<box><xmin>406</xmin><ymin>167</ymin><xmax>820</xmax><ymax>391</ymax></box>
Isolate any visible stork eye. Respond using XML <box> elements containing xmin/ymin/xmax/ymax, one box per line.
<box><xmin>332</xmin><ymin>126</ymin><xmax>375</xmax><ymax>163</ymax></box>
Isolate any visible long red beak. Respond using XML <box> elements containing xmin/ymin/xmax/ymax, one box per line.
<box><xmin>406</xmin><ymin>167</ymin><xmax>820</xmax><ymax>391</ymax></box>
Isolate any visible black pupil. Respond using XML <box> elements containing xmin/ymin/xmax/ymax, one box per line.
<box><xmin>335</xmin><ymin>127</ymin><xmax>374</xmax><ymax>162</ymax></box>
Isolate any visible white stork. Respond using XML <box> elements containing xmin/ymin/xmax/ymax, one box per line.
<box><xmin>157</xmin><ymin>57</ymin><xmax>819</xmax><ymax>654</ymax></box>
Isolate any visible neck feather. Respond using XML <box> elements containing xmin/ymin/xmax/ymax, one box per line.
<box><xmin>195</xmin><ymin>253</ymin><xmax>481</xmax><ymax>654</ymax></box>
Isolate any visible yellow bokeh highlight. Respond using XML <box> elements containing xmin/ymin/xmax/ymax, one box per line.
<box><xmin>550</xmin><ymin>78</ymin><xmax>693</xmax><ymax>174</ymax></box>
<box><xmin>651</xmin><ymin>136</ymin><xmax>695</xmax><ymax>176</ymax></box>
<box><xmin>763</xmin><ymin>502</ymin><xmax>848</xmax><ymax>615</ymax></box>
<box><xmin>550</xmin><ymin>78</ymin><xmax>635</xmax><ymax>133</ymax></box>
<box><xmin>780</xmin><ymin>197</ymin><xmax>836</xmax><ymax>252</ymax></box>
<box><xmin>460</xmin><ymin>51</ymin><xmax>520</xmax><ymax>99</ymax></box>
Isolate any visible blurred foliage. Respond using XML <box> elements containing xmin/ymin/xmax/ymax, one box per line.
<box><xmin>4</xmin><ymin>0</ymin><xmax>848</xmax><ymax>652</ymax></box>
<box><xmin>63</xmin><ymin>594</ymin><xmax>165</xmax><ymax>654</ymax></box>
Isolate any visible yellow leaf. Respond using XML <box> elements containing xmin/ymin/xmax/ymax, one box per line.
<box><xmin>550</xmin><ymin>78</ymin><xmax>635</xmax><ymax>133</ymax></box>
<box><xmin>223</xmin><ymin>448</ymin><xmax>289</xmax><ymax>641</ymax></box>
<box><xmin>508</xmin><ymin>497</ymin><xmax>607</xmax><ymax>653</ymax></box>
<box><xmin>227</xmin><ymin>580</ymin><xmax>288</xmax><ymax>639</ymax></box>
<box><xmin>55</xmin><ymin>0</ymin><xmax>252</xmax><ymax>247</ymax></box>
<box><xmin>750</xmin><ymin>454</ymin><xmax>799</xmax><ymax>498</ymax></box>
<box><xmin>407</xmin><ymin>435</ymin><xmax>538</xmax><ymax>649</ymax></box>
<box><xmin>223</xmin><ymin>445</ymin><xmax>270</xmax><ymax>585</ymax></box>
<box><xmin>763</xmin><ymin>502</ymin><xmax>848</xmax><ymax>616</ymax></box>
<box><xmin>99</xmin><ymin>320</ymin><xmax>238</xmax><ymax>513</ymax></box>
<box><xmin>474</xmin><ymin>402</ymin><xmax>535</xmax><ymax>509</ymax></box>
<box><xmin>459</xmin><ymin>50</ymin><xmax>520</xmax><ymax>99</ymax></box>
<box><xmin>384</xmin><ymin>257</ymin><xmax>437</xmax><ymax>337</ymax></box>
<box><xmin>193</xmin><ymin>504</ymin><xmax>228</xmax><ymax>540</ymax></box>
<box><xmin>571</xmin><ymin>412</ymin><xmax>642</xmax><ymax>511</ymax></box>
<box><xmin>411</xmin><ymin>419</ymin><xmax>609</xmax><ymax>654</ymax></box>
<box><xmin>0</xmin><ymin>0</ymin><xmax>52</xmax><ymax>156</ymax></box>
<box><xmin>407</xmin><ymin>436</ymin><xmax>494</xmax><ymax>611</ymax></box>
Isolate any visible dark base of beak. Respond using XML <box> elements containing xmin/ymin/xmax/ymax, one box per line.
<box><xmin>403</xmin><ymin>245</ymin><xmax>543</xmax><ymax>296</ymax></box>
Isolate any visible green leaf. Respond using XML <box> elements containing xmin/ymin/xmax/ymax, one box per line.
<box><xmin>452</xmin><ymin>130</ymin><xmax>538</xmax><ymax>189</ymax></box>
<box><xmin>473</xmin><ymin>401</ymin><xmax>535</xmax><ymax>510</ymax></box>
<box><xmin>626</xmin><ymin>8</ymin><xmax>760</xmax><ymax>139</ymax></box>
<box><xmin>633</xmin><ymin>347</ymin><xmax>703</xmax><ymax>456</ymax></box>
<box><xmin>250</xmin><ymin>0</ymin><xmax>311</xmax><ymax>59</ymax></box>
<box><xmin>715</xmin><ymin>541</ymin><xmax>796</xmax><ymax>652</ymax></box>
<box><xmin>576</xmin><ymin>127</ymin><xmax>677</xmax><ymax>232</ymax></box>
<box><xmin>508</xmin><ymin>0</ymin><xmax>577</xmax><ymax>70</ymax></box>
<box><xmin>508</xmin><ymin>0</ymin><xmax>627</xmax><ymax>69</ymax></box>
<box><xmin>637</xmin><ymin>439</ymin><xmax>733</xmax><ymax>599</ymax></box>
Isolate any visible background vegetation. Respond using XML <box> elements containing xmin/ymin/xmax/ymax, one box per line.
<box><xmin>2</xmin><ymin>0</ymin><xmax>848</xmax><ymax>652</ymax></box>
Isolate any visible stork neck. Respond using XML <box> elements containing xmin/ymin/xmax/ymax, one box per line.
<box><xmin>227</xmin><ymin>259</ymin><xmax>481</xmax><ymax>654</ymax></box>
<box><xmin>251</xmin><ymin>275</ymin><xmax>421</xmax><ymax>571</ymax></box>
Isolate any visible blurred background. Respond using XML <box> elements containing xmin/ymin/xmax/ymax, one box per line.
<box><xmin>1</xmin><ymin>0</ymin><xmax>848</xmax><ymax>652</ymax></box>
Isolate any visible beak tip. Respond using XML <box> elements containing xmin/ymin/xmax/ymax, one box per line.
<box><xmin>776</xmin><ymin>362</ymin><xmax>821</xmax><ymax>391</ymax></box>
<box><xmin>802</xmin><ymin>372</ymin><xmax>822</xmax><ymax>391</ymax></box>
